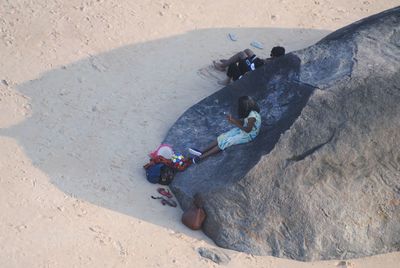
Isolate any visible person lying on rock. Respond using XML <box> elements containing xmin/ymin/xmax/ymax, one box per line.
<box><xmin>188</xmin><ymin>96</ymin><xmax>261</xmax><ymax>164</ymax></box>
<box><xmin>213</xmin><ymin>46</ymin><xmax>285</xmax><ymax>85</ymax></box>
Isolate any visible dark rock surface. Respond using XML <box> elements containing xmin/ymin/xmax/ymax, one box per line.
<box><xmin>165</xmin><ymin>7</ymin><xmax>400</xmax><ymax>261</ymax></box>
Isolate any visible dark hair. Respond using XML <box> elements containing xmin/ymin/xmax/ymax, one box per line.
<box><xmin>238</xmin><ymin>96</ymin><xmax>260</xmax><ymax>119</ymax></box>
<box><xmin>270</xmin><ymin>46</ymin><xmax>285</xmax><ymax>58</ymax></box>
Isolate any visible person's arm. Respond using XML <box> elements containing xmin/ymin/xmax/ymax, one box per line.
<box><xmin>227</xmin><ymin>115</ymin><xmax>256</xmax><ymax>133</ymax></box>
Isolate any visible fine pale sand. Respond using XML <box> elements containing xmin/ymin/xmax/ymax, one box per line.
<box><xmin>1</xmin><ymin>1</ymin><xmax>399</xmax><ymax>267</ymax></box>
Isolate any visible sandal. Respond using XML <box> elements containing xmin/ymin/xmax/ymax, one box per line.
<box><xmin>161</xmin><ymin>198</ymin><xmax>177</xmax><ymax>207</ymax></box>
<box><xmin>151</xmin><ymin>196</ymin><xmax>177</xmax><ymax>207</ymax></box>
<box><xmin>228</xmin><ymin>33</ymin><xmax>238</xmax><ymax>41</ymax></box>
<box><xmin>157</xmin><ymin>187</ymin><xmax>173</xmax><ymax>198</ymax></box>
<box><xmin>250</xmin><ymin>41</ymin><xmax>264</xmax><ymax>49</ymax></box>
<box><xmin>188</xmin><ymin>148</ymin><xmax>202</xmax><ymax>156</ymax></box>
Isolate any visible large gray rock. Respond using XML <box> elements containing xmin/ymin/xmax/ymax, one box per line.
<box><xmin>165</xmin><ymin>7</ymin><xmax>400</xmax><ymax>261</ymax></box>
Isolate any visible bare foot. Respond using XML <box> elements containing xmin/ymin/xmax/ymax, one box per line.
<box><xmin>217</xmin><ymin>78</ymin><xmax>231</xmax><ymax>86</ymax></box>
<box><xmin>213</xmin><ymin>60</ymin><xmax>226</xmax><ymax>71</ymax></box>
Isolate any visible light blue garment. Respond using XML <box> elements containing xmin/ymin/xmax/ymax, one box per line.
<box><xmin>217</xmin><ymin>110</ymin><xmax>261</xmax><ymax>150</ymax></box>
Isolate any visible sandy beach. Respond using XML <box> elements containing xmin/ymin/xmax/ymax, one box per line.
<box><xmin>1</xmin><ymin>0</ymin><xmax>399</xmax><ymax>267</ymax></box>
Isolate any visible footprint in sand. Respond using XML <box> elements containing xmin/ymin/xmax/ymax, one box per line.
<box><xmin>197</xmin><ymin>65</ymin><xmax>226</xmax><ymax>84</ymax></box>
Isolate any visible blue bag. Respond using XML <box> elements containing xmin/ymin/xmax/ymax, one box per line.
<box><xmin>145</xmin><ymin>163</ymin><xmax>164</xmax><ymax>184</ymax></box>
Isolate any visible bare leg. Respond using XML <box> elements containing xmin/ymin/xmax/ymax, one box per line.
<box><xmin>218</xmin><ymin>77</ymin><xmax>231</xmax><ymax>86</ymax></box>
<box><xmin>191</xmin><ymin>140</ymin><xmax>221</xmax><ymax>164</ymax></box>
<box><xmin>213</xmin><ymin>51</ymin><xmax>248</xmax><ymax>71</ymax></box>
<box><xmin>243</xmin><ymin>48</ymin><xmax>255</xmax><ymax>58</ymax></box>
<box><xmin>201</xmin><ymin>140</ymin><xmax>218</xmax><ymax>154</ymax></box>
<box><xmin>199</xmin><ymin>145</ymin><xmax>221</xmax><ymax>160</ymax></box>
<box><xmin>224</xmin><ymin>51</ymin><xmax>248</xmax><ymax>65</ymax></box>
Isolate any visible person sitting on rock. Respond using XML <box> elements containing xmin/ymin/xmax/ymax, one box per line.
<box><xmin>188</xmin><ymin>96</ymin><xmax>261</xmax><ymax>164</ymax></box>
<box><xmin>213</xmin><ymin>46</ymin><xmax>285</xmax><ymax>85</ymax></box>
